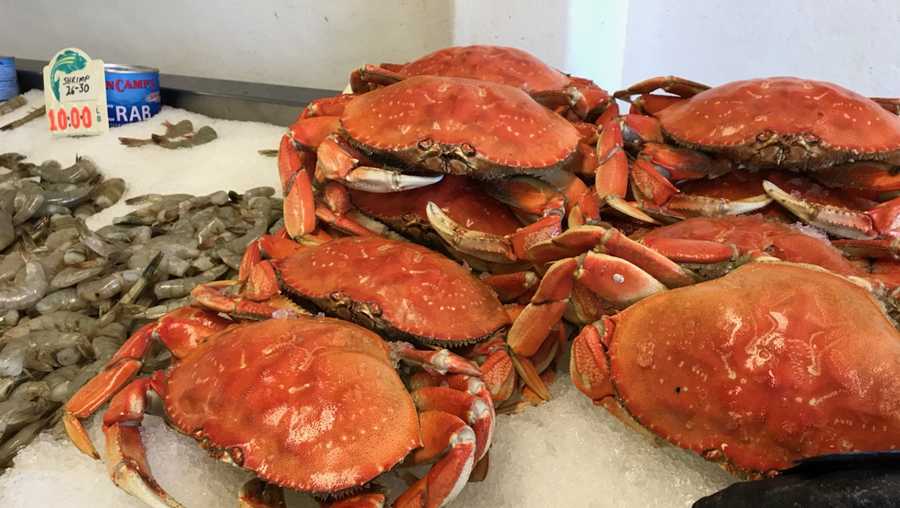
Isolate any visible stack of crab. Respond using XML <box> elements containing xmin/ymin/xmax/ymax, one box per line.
<box><xmin>64</xmin><ymin>45</ymin><xmax>900</xmax><ymax>507</ymax></box>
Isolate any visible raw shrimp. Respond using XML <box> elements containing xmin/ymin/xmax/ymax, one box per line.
<box><xmin>50</xmin><ymin>259</ymin><xmax>108</xmax><ymax>289</ymax></box>
<box><xmin>153</xmin><ymin>264</ymin><xmax>228</xmax><ymax>299</ymax></box>
<box><xmin>30</xmin><ymin>156</ymin><xmax>97</xmax><ymax>183</ymax></box>
<box><xmin>91</xmin><ymin>177</ymin><xmax>125</xmax><ymax>209</ymax></box>
<box><xmin>35</xmin><ymin>288</ymin><xmax>88</xmax><ymax>313</ymax></box>
<box><xmin>0</xmin><ymin>252</ymin><xmax>48</xmax><ymax>311</ymax></box>
<box><xmin>76</xmin><ymin>268</ymin><xmax>142</xmax><ymax>302</ymax></box>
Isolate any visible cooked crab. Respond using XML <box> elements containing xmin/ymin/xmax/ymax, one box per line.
<box><xmin>195</xmin><ymin>233</ymin><xmax>555</xmax><ymax>405</ymax></box>
<box><xmin>64</xmin><ymin>308</ymin><xmax>494</xmax><ymax>507</ymax></box>
<box><xmin>280</xmin><ymin>75</ymin><xmax>598</xmax><ymax>266</ymax></box>
<box><xmin>598</xmin><ymin>76</ymin><xmax>900</xmax><ymax>241</ymax></box>
<box><xmin>571</xmin><ymin>261</ymin><xmax>900</xmax><ymax>475</ymax></box>
<box><xmin>349</xmin><ymin>45</ymin><xmax>611</xmax><ymax>121</ymax></box>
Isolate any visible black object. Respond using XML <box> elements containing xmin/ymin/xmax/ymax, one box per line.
<box><xmin>694</xmin><ymin>452</ymin><xmax>900</xmax><ymax>508</ymax></box>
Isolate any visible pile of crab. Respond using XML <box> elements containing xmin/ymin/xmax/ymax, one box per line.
<box><xmin>63</xmin><ymin>45</ymin><xmax>900</xmax><ymax>507</ymax></box>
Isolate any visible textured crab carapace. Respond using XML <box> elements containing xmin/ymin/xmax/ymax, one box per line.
<box><xmin>599</xmin><ymin>76</ymin><xmax>900</xmax><ymax>239</ymax></box>
<box><xmin>350</xmin><ymin>45</ymin><xmax>611</xmax><ymax>121</ymax></box>
<box><xmin>281</xmin><ymin>75</ymin><xmax>589</xmax><ymax>265</ymax></box>
<box><xmin>271</xmin><ymin>236</ymin><xmax>510</xmax><ymax>346</ymax></box>
<box><xmin>64</xmin><ymin>313</ymin><xmax>495</xmax><ymax>508</ymax></box>
<box><xmin>571</xmin><ymin>262</ymin><xmax>900</xmax><ymax>474</ymax></box>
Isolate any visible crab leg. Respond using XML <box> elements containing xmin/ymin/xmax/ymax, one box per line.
<box><xmin>764</xmin><ymin>180</ymin><xmax>900</xmax><ymax>240</ymax></box>
<box><xmin>612</xmin><ymin>75</ymin><xmax>710</xmax><ymax>102</ymax></box>
<box><xmin>502</xmin><ymin>229</ymin><xmax>694</xmax><ymax>396</ymax></box>
<box><xmin>278</xmin><ymin>134</ymin><xmax>316</xmax><ymax>238</ymax></box>
<box><xmin>289</xmin><ymin>116</ymin><xmax>340</xmax><ymax>150</ymax></box>
<box><xmin>833</xmin><ymin>238</ymin><xmax>900</xmax><ymax>260</ymax></box>
<box><xmin>801</xmin><ymin>161</ymin><xmax>900</xmax><ymax>198</ymax></box>
<box><xmin>392</xmin><ymin>342</ymin><xmax>494</xmax><ymax>462</ymax></box>
<box><xmin>487</xmin><ymin>176</ymin><xmax>566</xmax><ymax>221</ymax></box>
<box><xmin>426</xmin><ymin>202</ymin><xmax>562</xmax><ymax>264</ymax></box>
<box><xmin>317</xmin><ymin>135</ymin><xmax>443</xmax><ymax>191</ymax></box>
<box><xmin>350</xmin><ymin>64</ymin><xmax>406</xmax><ymax>92</ymax></box>
<box><xmin>570</xmin><ymin>317</ymin><xmax>616</xmax><ymax>403</ymax></box>
<box><xmin>344</xmin><ymin>167</ymin><xmax>445</xmax><ymax>193</ymax></box>
<box><xmin>392</xmin><ymin>341</ymin><xmax>481</xmax><ymax>377</ymax></box>
<box><xmin>595</xmin><ymin>113</ymin><xmax>770</xmax><ymax>223</ymax></box>
<box><xmin>63</xmin><ymin>322</ymin><xmax>156</xmax><ymax>458</ymax></box>
<box><xmin>300</xmin><ymin>94</ymin><xmax>356</xmax><ymax>119</ymax></box>
<box><xmin>190</xmin><ymin>279</ymin><xmax>307</xmax><ymax>320</ymax></box>
<box><xmin>103</xmin><ymin>374</ymin><xmax>185</xmax><ymax>508</ymax></box>
<box><xmin>594</xmin><ymin>116</ymin><xmax>660</xmax><ymax>224</ymax></box>
<box><xmin>480</xmin><ymin>271</ymin><xmax>538</xmax><ymax>302</ymax></box>
<box><xmin>629</xmin><ymin>94</ymin><xmax>685</xmax><ymax>115</ymax></box>
<box><xmin>394</xmin><ymin>410</ymin><xmax>477</xmax><ymax>508</ymax></box>
<box><xmin>64</xmin><ymin>308</ymin><xmax>232</xmax><ymax>458</ymax></box>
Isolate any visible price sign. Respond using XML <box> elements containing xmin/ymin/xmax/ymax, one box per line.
<box><xmin>42</xmin><ymin>48</ymin><xmax>109</xmax><ymax>136</ymax></box>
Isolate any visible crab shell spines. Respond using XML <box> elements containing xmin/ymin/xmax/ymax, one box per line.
<box><xmin>657</xmin><ymin>77</ymin><xmax>900</xmax><ymax>170</ymax></box>
<box><xmin>164</xmin><ymin>317</ymin><xmax>420</xmax><ymax>493</ymax></box>
<box><xmin>273</xmin><ymin>236</ymin><xmax>508</xmax><ymax>346</ymax></box>
<box><xmin>608</xmin><ymin>262</ymin><xmax>900</xmax><ymax>473</ymax></box>
<box><xmin>341</xmin><ymin>75</ymin><xmax>581</xmax><ymax>177</ymax></box>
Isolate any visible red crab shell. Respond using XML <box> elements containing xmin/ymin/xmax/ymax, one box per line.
<box><xmin>583</xmin><ymin>262</ymin><xmax>900</xmax><ymax>473</ymax></box>
<box><xmin>341</xmin><ymin>75</ymin><xmax>581</xmax><ymax>177</ymax></box>
<box><xmin>349</xmin><ymin>175</ymin><xmax>522</xmax><ymax>238</ymax></box>
<box><xmin>656</xmin><ymin>77</ymin><xmax>900</xmax><ymax>170</ymax></box>
<box><xmin>638</xmin><ymin>214</ymin><xmax>863</xmax><ymax>277</ymax></box>
<box><xmin>165</xmin><ymin>317</ymin><xmax>419</xmax><ymax>493</ymax></box>
<box><xmin>273</xmin><ymin>236</ymin><xmax>508</xmax><ymax>346</ymax></box>
<box><xmin>373</xmin><ymin>45</ymin><xmax>574</xmax><ymax>96</ymax></box>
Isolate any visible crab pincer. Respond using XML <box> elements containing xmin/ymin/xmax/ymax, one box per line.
<box><xmin>64</xmin><ymin>313</ymin><xmax>494</xmax><ymax>508</ymax></box>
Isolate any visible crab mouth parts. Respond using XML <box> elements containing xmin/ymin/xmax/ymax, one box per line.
<box><xmin>347</xmin><ymin>134</ymin><xmax>576</xmax><ymax>180</ymax></box>
<box><xmin>666</xmin><ymin>128</ymin><xmax>900</xmax><ymax>171</ymax></box>
<box><xmin>308</xmin><ymin>483</ymin><xmax>382</xmax><ymax>502</ymax></box>
<box><xmin>277</xmin><ymin>278</ymin><xmax>502</xmax><ymax>349</ymax></box>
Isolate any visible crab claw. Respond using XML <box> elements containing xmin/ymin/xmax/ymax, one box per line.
<box><xmin>613</xmin><ymin>75</ymin><xmax>710</xmax><ymax>102</ymax></box>
<box><xmin>570</xmin><ymin>319</ymin><xmax>615</xmax><ymax>402</ymax></box>
<box><xmin>344</xmin><ymin>167</ymin><xmax>444</xmax><ymax>193</ymax></box>
<box><xmin>426</xmin><ymin>201</ymin><xmax>516</xmax><ymax>263</ymax></box>
<box><xmin>763</xmin><ymin>180</ymin><xmax>896</xmax><ymax>240</ymax></box>
<box><xmin>647</xmin><ymin>193</ymin><xmax>773</xmax><ymax>220</ymax></box>
<box><xmin>278</xmin><ymin>134</ymin><xmax>316</xmax><ymax>238</ymax></box>
<box><xmin>391</xmin><ymin>342</ymin><xmax>481</xmax><ymax>377</ymax></box>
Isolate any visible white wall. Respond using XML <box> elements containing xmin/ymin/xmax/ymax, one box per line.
<box><xmin>621</xmin><ymin>0</ymin><xmax>900</xmax><ymax>96</ymax></box>
<box><xmin>0</xmin><ymin>0</ymin><xmax>454</xmax><ymax>90</ymax></box>
<box><xmin>1</xmin><ymin>0</ymin><xmax>897</xmax><ymax>97</ymax></box>
<box><xmin>0</xmin><ymin>0</ymin><xmax>628</xmax><ymax>91</ymax></box>
<box><xmin>452</xmin><ymin>0</ymin><xmax>629</xmax><ymax>92</ymax></box>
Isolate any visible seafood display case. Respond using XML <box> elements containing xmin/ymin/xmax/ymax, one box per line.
<box><xmin>0</xmin><ymin>37</ymin><xmax>899</xmax><ymax>508</ymax></box>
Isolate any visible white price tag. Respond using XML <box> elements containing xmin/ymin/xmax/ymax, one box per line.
<box><xmin>42</xmin><ymin>48</ymin><xmax>109</xmax><ymax>136</ymax></box>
